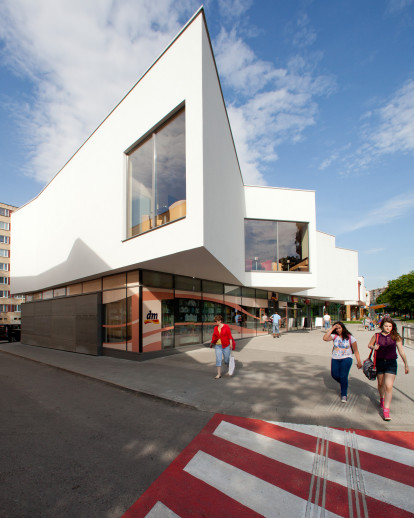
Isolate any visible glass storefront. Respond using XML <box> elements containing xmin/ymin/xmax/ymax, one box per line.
<box><xmin>102</xmin><ymin>273</ymin><xmax>140</xmax><ymax>352</ymax></box>
<box><xmin>201</xmin><ymin>280</ymin><xmax>224</xmax><ymax>343</ymax></box>
<box><xmin>175</xmin><ymin>275</ymin><xmax>202</xmax><ymax>346</ymax></box>
<box><xmin>103</xmin><ymin>289</ymin><xmax>127</xmax><ymax>348</ymax></box>
<box><xmin>256</xmin><ymin>289</ymin><xmax>270</xmax><ymax>335</ymax></box>
<box><xmin>225</xmin><ymin>285</ymin><xmax>242</xmax><ymax>340</ymax></box>
<box><xmin>99</xmin><ymin>270</ymin><xmax>334</xmax><ymax>355</ymax></box>
<box><xmin>241</xmin><ymin>287</ymin><xmax>257</xmax><ymax>338</ymax></box>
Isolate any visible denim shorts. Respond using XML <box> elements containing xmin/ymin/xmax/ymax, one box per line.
<box><xmin>215</xmin><ymin>344</ymin><xmax>230</xmax><ymax>367</ymax></box>
<box><xmin>376</xmin><ymin>358</ymin><xmax>397</xmax><ymax>375</ymax></box>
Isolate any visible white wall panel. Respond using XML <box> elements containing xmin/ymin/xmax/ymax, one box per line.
<box><xmin>201</xmin><ymin>22</ymin><xmax>245</xmax><ymax>281</ymax></box>
<box><xmin>299</xmin><ymin>231</ymin><xmax>359</xmax><ymax>302</ymax></box>
<box><xmin>11</xmin><ymin>14</ymin><xmax>206</xmax><ymax>293</ymax></box>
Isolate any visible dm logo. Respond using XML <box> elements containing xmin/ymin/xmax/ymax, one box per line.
<box><xmin>144</xmin><ymin>310</ymin><xmax>160</xmax><ymax>325</ymax></box>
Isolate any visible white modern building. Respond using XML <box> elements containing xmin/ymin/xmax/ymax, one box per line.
<box><xmin>11</xmin><ymin>8</ymin><xmax>361</xmax><ymax>357</ymax></box>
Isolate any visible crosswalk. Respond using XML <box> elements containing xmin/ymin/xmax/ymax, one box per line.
<box><xmin>123</xmin><ymin>414</ymin><xmax>414</xmax><ymax>518</ymax></box>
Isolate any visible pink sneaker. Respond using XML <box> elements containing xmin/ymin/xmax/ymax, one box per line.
<box><xmin>379</xmin><ymin>398</ymin><xmax>384</xmax><ymax>409</ymax></box>
<box><xmin>383</xmin><ymin>408</ymin><xmax>391</xmax><ymax>421</ymax></box>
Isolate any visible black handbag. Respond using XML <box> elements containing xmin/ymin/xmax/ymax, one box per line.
<box><xmin>363</xmin><ymin>334</ymin><xmax>378</xmax><ymax>380</ymax></box>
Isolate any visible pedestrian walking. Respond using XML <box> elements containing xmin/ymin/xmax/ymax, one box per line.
<box><xmin>210</xmin><ymin>314</ymin><xmax>235</xmax><ymax>379</ymax></box>
<box><xmin>367</xmin><ymin>317</ymin><xmax>409</xmax><ymax>421</ymax></box>
<box><xmin>323</xmin><ymin>312</ymin><xmax>331</xmax><ymax>331</ymax></box>
<box><xmin>271</xmin><ymin>311</ymin><xmax>282</xmax><ymax>338</ymax></box>
<box><xmin>261</xmin><ymin>312</ymin><xmax>269</xmax><ymax>331</ymax></box>
<box><xmin>323</xmin><ymin>321</ymin><xmax>362</xmax><ymax>403</ymax></box>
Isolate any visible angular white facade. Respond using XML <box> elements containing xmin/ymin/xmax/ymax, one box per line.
<box><xmin>10</xmin><ymin>9</ymin><xmax>361</xmax><ymax>355</ymax></box>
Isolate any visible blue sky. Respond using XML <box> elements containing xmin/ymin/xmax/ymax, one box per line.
<box><xmin>0</xmin><ymin>0</ymin><xmax>413</xmax><ymax>291</ymax></box>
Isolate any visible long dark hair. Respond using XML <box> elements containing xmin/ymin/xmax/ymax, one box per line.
<box><xmin>332</xmin><ymin>321</ymin><xmax>351</xmax><ymax>341</ymax></box>
<box><xmin>380</xmin><ymin>317</ymin><xmax>401</xmax><ymax>341</ymax></box>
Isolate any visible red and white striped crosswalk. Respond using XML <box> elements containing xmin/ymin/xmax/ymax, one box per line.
<box><xmin>123</xmin><ymin>414</ymin><xmax>414</xmax><ymax>518</ymax></box>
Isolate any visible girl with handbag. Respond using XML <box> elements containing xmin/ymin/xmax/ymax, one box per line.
<box><xmin>210</xmin><ymin>314</ymin><xmax>235</xmax><ymax>379</ymax></box>
<box><xmin>323</xmin><ymin>321</ymin><xmax>362</xmax><ymax>403</ymax></box>
<box><xmin>368</xmin><ymin>317</ymin><xmax>409</xmax><ymax>421</ymax></box>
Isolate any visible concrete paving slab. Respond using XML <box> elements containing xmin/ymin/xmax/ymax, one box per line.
<box><xmin>1</xmin><ymin>324</ymin><xmax>413</xmax><ymax>430</ymax></box>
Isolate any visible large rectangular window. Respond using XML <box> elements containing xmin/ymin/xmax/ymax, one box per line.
<box><xmin>127</xmin><ymin>108</ymin><xmax>186</xmax><ymax>238</ymax></box>
<box><xmin>245</xmin><ymin>219</ymin><xmax>309</xmax><ymax>272</ymax></box>
<box><xmin>0</xmin><ymin>236</ymin><xmax>9</xmax><ymax>244</ymax></box>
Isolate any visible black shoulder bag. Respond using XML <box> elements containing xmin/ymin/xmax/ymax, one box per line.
<box><xmin>363</xmin><ymin>334</ymin><xmax>378</xmax><ymax>381</ymax></box>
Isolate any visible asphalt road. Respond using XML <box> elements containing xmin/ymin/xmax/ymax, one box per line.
<box><xmin>0</xmin><ymin>354</ymin><xmax>211</xmax><ymax>518</ymax></box>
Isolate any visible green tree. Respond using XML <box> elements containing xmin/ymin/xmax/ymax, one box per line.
<box><xmin>377</xmin><ymin>270</ymin><xmax>414</xmax><ymax>317</ymax></box>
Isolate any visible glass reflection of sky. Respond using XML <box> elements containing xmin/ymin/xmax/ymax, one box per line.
<box><xmin>128</xmin><ymin>109</ymin><xmax>186</xmax><ymax>233</ymax></box>
<box><xmin>245</xmin><ymin>220</ymin><xmax>308</xmax><ymax>271</ymax></box>
<box><xmin>245</xmin><ymin>220</ymin><xmax>277</xmax><ymax>262</ymax></box>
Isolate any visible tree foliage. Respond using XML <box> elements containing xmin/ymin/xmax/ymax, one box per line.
<box><xmin>377</xmin><ymin>270</ymin><xmax>414</xmax><ymax>314</ymax></box>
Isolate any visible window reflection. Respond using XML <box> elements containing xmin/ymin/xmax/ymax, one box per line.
<box><xmin>278</xmin><ymin>222</ymin><xmax>309</xmax><ymax>272</ymax></box>
<box><xmin>128</xmin><ymin>108</ymin><xmax>186</xmax><ymax>238</ymax></box>
<box><xmin>245</xmin><ymin>219</ymin><xmax>309</xmax><ymax>272</ymax></box>
<box><xmin>103</xmin><ymin>289</ymin><xmax>127</xmax><ymax>348</ymax></box>
<box><xmin>244</xmin><ymin>220</ymin><xmax>277</xmax><ymax>271</ymax></box>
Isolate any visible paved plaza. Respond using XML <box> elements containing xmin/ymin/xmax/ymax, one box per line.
<box><xmin>1</xmin><ymin>324</ymin><xmax>413</xmax><ymax>431</ymax></box>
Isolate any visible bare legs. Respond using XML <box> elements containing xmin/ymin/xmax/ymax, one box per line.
<box><xmin>377</xmin><ymin>372</ymin><xmax>396</xmax><ymax>409</ymax></box>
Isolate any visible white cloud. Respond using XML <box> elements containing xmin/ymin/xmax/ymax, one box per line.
<box><xmin>340</xmin><ymin>191</ymin><xmax>414</xmax><ymax>233</ymax></box>
<box><xmin>363</xmin><ymin>248</ymin><xmax>385</xmax><ymax>255</ymax></box>
<box><xmin>319</xmin><ymin>79</ymin><xmax>414</xmax><ymax>175</ymax></box>
<box><xmin>214</xmin><ymin>28</ymin><xmax>335</xmax><ymax>184</ymax></box>
<box><xmin>386</xmin><ymin>0</ymin><xmax>414</xmax><ymax>14</ymax></box>
<box><xmin>217</xmin><ymin>0</ymin><xmax>253</xmax><ymax>19</ymax></box>
<box><xmin>292</xmin><ymin>12</ymin><xmax>317</xmax><ymax>49</ymax></box>
<box><xmin>367</xmin><ymin>80</ymin><xmax>414</xmax><ymax>155</ymax></box>
<box><xmin>0</xmin><ymin>0</ymin><xmax>197</xmax><ymax>183</ymax></box>
<box><xmin>0</xmin><ymin>0</ymin><xmax>335</xmax><ymax>187</ymax></box>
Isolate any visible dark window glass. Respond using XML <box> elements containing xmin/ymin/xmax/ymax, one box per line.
<box><xmin>103</xmin><ymin>289</ymin><xmax>127</xmax><ymax>347</ymax></box>
<box><xmin>175</xmin><ymin>275</ymin><xmax>201</xmax><ymax>292</ymax></box>
<box><xmin>174</xmin><ymin>291</ymin><xmax>202</xmax><ymax>346</ymax></box>
<box><xmin>202</xmin><ymin>280</ymin><xmax>223</xmax><ymax>295</ymax></box>
<box><xmin>142</xmin><ymin>270</ymin><xmax>173</xmax><ymax>289</ymax></box>
<box><xmin>278</xmin><ymin>221</ymin><xmax>309</xmax><ymax>271</ymax></box>
<box><xmin>255</xmin><ymin>289</ymin><xmax>269</xmax><ymax>300</ymax></box>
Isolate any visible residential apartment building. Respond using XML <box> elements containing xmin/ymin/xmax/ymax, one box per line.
<box><xmin>370</xmin><ymin>287</ymin><xmax>387</xmax><ymax>305</ymax></box>
<box><xmin>0</xmin><ymin>202</ymin><xmax>22</xmax><ymax>325</ymax></box>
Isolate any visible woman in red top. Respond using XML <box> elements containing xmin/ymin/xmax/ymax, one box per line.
<box><xmin>210</xmin><ymin>314</ymin><xmax>235</xmax><ymax>379</ymax></box>
<box><xmin>368</xmin><ymin>317</ymin><xmax>409</xmax><ymax>421</ymax></box>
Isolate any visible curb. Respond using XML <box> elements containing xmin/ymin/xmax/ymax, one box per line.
<box><xmin>0</xmin><ymin>348</ymin><xmax>200</xmax><ymax>411</ymax></box>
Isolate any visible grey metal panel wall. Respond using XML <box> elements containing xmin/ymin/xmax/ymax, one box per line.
<box><xmin>21</xmin><ymin>293</ymin><xmax>102</xmax><ymax>355</ymax></box>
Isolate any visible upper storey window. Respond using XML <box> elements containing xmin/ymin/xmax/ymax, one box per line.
<box><xmin>127</xmin><ymin>108</ymin><xmax>186</xmax><ymax>238</ymax></box>
<box><xmin>245</xmin><ymin>219</ymin><xmax>309</xmax><ymax>272</ymax></box>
